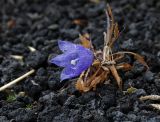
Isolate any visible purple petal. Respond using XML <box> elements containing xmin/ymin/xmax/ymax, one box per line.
<box><xmin>60</xmin><ymin>67</ymin><xmax>79</xmax><ymax>81</ymax></box>
<box><xmin>60</xmin><ymin>45</ymin><xmax>94</xmax><ymax>81</ymax></box>
<box><xmin>74</xmin><ymin>45</ymin><xmax>94</xmax><ymax>73</ymax></box>
<box><xmin>50</xmin><ymin>52</ymin><xmax>78</xmax><ymax>67</ymax></box>
<box><xmin>58</xmin><ymin>40</ymin><xmax>76</xmax><ymax>52</ymax></box>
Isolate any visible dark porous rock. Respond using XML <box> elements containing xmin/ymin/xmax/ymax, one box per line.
<box><xmin>34</xmin><ymin>76</ymin><xmax>48</xmax><ymax>88</ymax></box>
<box><xmin>64</xmin><ymin>95</ymin><xmax>76</xmax><ymax>107</ymax></box>
<box><xmin>120</xmin><ymin>39</ymin><xmax>136</xmax><ymax>51</ymax></box>
<box><xmin>25</xmin><ymin>51</ymin><xmax>47</xmax><ymax>68</ymax></box>
<box><xmin>0</xmin><ymin>59</ymin><xmax>24</xmax><ymax>83</ymax></box>
<box><xmin>129</xmin><ymin>29</ymin><xmax>138</xmax><ymax>37</ymax></box>
<box><xmin>146</xmin><ymin>116</ymin><xmax>160</xmax><ymax>122</ymax></box>
<box><xmin>23</xmin><ymin>78</ymin><xmax>42</xmax><ymax>99</ymax></box>
<box><xmin>16</xmin><ymin>96</ymin><xmax>34</xmax><ymax>105</ymax></box>
<box><xmin>97</xmin><ymin>85</ymin><xmax>116</xmax><ymax>110</ymax></box>
<box><xmin>131</xmin><ymin>61</ymin><xmax>146</xmax><ymax>75</ymax></box>
<box><xmin>47</xmin><ymin>72</ymin><xmax>61</xmax><ymax>90</ymax></box>
<box><xmin>111</xmin><ymin>111</ymin><xmax>127</xmax><ymax>121</ymax></box>
<box><xmin>154</xmin><ymin>79</ymin><xmax>160</xmax><ymax>92</ymax></box>
<box><xmin>39</xmin><ymin>92</ymin><xmax>58</xmax><ymax>106</ymax></box>
<box><xmin>143</xmin><ymin>70</ymin><xmax>154</xmax><ymax>82</ymax></box>
<box><xmin>120</xmin><ymin>101</ymin><xmax>133</xmax><ymax>114</ymax></box>
<box><xmin>0</xmin><ymin>92</ymin><xmax>7</xmax><ymax>100</ymax></box>
<box><xmin>130</xmin><ymin>89</ymin><xmax>146</xmax><ymax>100</ymax></box>
<box><xmin>0</xmin><ymin>55</ymin><xmax>3</xmax><ymax>64</ymax></box>
<box><xmin>0</xmin><ymin>101</ymin><xmax>25</xmax><ymax>117</ymax></box>
<box><xmin>60</xmin><ymin>29</ymin><xmax>79</xmax><ymax>39</ymax></box>
<box><xmin>79</xmin><ymin>91</ymin><xmax>96</xmax><ymax>104</ymax></box>
<box><xmin>82</xmin><ymin>110</ymin><xmax>93</xmax><ymax>120</ymax></box>
<box><xmin>0</xmin><ymin>116</ymin><xmax>9</xmax><ymax>122</ymax></box>
<box><xmin>127</xmin><ymin>114</ymin><xmax>139</xmax><ymax>121</ymax></box>
<box><xmin>8</xmin><ymin>108</ymin><xmax>37</xmax><ymax>122</ymax></box>
<box><xmin>37</xmin><ymin>105</ymin><xmax>62</xmax><ymax>122</ymax></box>
<box><xmin>66</xmin><ymin>81</ymin><xmax>79</xmax><ymax>95</ymax></box>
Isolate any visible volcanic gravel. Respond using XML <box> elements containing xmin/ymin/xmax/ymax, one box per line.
<box><xmin>0</xmin><ymin>0</ymin><xmax>160</xmax><ymax>122</ymax></box>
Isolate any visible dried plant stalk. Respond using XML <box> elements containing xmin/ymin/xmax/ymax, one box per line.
<box><xmin>150</xmin><ymin>104</ymin><xmax>160</xmax><ymax>111</ymax></box>
<box><xmin>109</xmin><ymin>65</ymin><xmax>122</xmax><ymax>89</ymax></box>
<box><xmin>0</xmin><ymin>69</ymin><xmax>35</xmax><ymax>91</ymax></box>
<box><xmin>75</xmin><ymin>5</ymin><xmax>148</xmax><ymax>92</ymax></box>
<box><xmin>140</xmin><ymin>95</ymin><xmax>160</xmax><ymax>101</ymax></box>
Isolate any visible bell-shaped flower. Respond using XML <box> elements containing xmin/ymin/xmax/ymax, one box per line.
<box><xmin>50</xmin><ymin>40</ymin><xmax>94</xmax><ymax>81</ymax></box>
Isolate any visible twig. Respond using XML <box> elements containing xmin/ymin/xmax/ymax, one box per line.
<box><xmin>140</xmin><ymin>95</ymin><xmax>160</xmax><ymax>101</ymax></box>
<box><xmin>28</xmin><ymin>46</ymin><xmax>36</xmax><ymax>52</ymax></box>
<box><xmin>150</xmin><ymin>104</ymin><xmax>160</xmax><ymax>111</ymax></box>
<box><xmin>0</xmin><ymin>69</ymin><xmax>35</xmax><ymax>92</ymax></box>
<box><xmin>10</xmin><ymin>55</ymin><xmax>23</xmax><ymax>60</ymax></box>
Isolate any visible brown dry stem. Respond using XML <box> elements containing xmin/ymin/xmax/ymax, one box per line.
<box><xmin>76</xmin><ymin>5</ymin><xmax>148</xmax><ymax>92</ymax></box>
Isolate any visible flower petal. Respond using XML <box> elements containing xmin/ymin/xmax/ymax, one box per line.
<box><xmin>50</xmin><ymin>52</ymin><xmax>78</xmax><ymax>67</ymax></box>
<box><xmin>58</xmin><ymin>40</ymin><xmax>76</xmax><ymax>52</ymax></box>
<box><xmin>60</xmin><ymin>67</ymin><xmax>80</xmax><ymax>81</ymax></box>
<box><xmin>60</xmin><ymin>45</ymin><xmax>94</xmax><ymax>81</ymax></box>
<box><xmin>74</xmin><ymin>45</ymin><xmax>94</xmax><ymax>73</ymax></box>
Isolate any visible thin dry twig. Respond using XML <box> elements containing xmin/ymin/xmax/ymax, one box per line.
<box><xmin>140</xmin><ymin>95</ymin><xmax>160</xmax><ymax>101</ymax></box>
<box><xmin>0</xmin><ymin>69</ymin><xmax>35</xmax><ymax>92</ymax></box>
<box><xmin>28</xmin><ymin>46</ymin><xmax>36</xmax><ymax>52</ymax></box>
<box><xmin>10</xmin><ymin>55</ymin><xmax>23</xmax><ymax>60</ymax></box>
<box><xmin>150</xmin><ymin>104</ymin><xmax>160</xmax><ymax>111</ymax></box>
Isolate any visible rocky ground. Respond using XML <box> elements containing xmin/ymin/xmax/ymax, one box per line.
<box><xmin>0</xmin><ymin>0</ymin><xmax>160</xmax><ymax>122</ymax></box>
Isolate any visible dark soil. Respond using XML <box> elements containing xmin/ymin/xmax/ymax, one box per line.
<box><xmin>0</xmin><ymin>0</ymin><xmax>160</xmax><ymax>122</ymax></box>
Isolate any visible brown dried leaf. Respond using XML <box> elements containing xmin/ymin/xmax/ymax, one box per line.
<box><xmin>76</xmin><ymin>70</ymin><xmax>109</xmax><ymax>92</ymax></box>
<box><xmin>112</xmin><ymin>53</ymin><xmax>124</xmax><ymax>62</ymax></box>
<box><xmin>7</xmin><ymin>19</ymin><xmax>16</xmax><ymax>29</ymax></box>
<box><xmin>79</xmin><ymin>34</ymin><xmax>91</xmax><ymax>48</ymax></box>
<box><xmin>116</xmin><ymin>63</ymin><xmax>132</xmax><ymax>71</ymax></box>
<box><xmin>109</xmin><ymin>65</ymin><xmax>122</xmax><ymax>89</ymax></box>
<box><xmin>113</xmin><ymin>23</ymin><xmax>119</xmax><ymax>40</ymax></box>
<box><xmin>113</xmin><ymin>51</ymin><xmax>149</xmax><ymax>69</ymax></box>
<box><xmin>76</xmin><ymin>79</ymin><xmax>91</xmax><ymax>92</ymax></box>
<box><xmin>73</xmin><ymin>19</ymin><xmax>87</xmax><ymax>26</ymax></box>
<box><xmin>90</xmin><ymin>70</ymin><xmax>109</xmax><ymax>90</ymax></box>
<box><xmin>132</xmin><ymin>53</ymin><xmax>149</xmax><ymax>69</ymax></box>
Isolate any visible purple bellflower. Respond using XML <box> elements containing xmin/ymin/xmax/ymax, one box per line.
<box><xmin>50</xmin><ymin>40</ymin><xmax>94</xmax><ymax>81</ymax></box>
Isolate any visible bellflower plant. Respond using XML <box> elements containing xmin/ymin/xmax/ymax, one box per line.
<box><xmin>50</xmin><ymin>40</ymin><xmax>94</xmax><ymax>81</ymax></box>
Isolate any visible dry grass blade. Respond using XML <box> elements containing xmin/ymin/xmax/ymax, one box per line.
<box><xmin>140</xmin><ymin>95</ymin><xmax>160</xmax><ymax>101</ymax></box>
<box><xmin>150</xmin><ymin>104</ymin><xmax>160</xmax><ymax>110</ymax></box>
<box><xmin>0</xmin><ymin>69</ymin><xmax>35</xmax><ymax>92</ymax></box>
<box><xmin>10</xmin><ymin>55</ymin><xmax>23</xmax><ymax>60</ymax></box>
<box><xmin>109</xmin><ymin>65</ymin><xmax>122</xmax><ymax>89</ymax></box>
<box><xmin>28</xmin><ymin>46</ymin><xmax>36</xmax><ymax>52</ymax></box>
<box><xmin>116</xmin><ymin>63</ymin><xmax>132</xmax><ymax>71</ymax></box>
<box><xmin>113</xmin><ymin>23</ymin><xmax>119</xmax><ymax>39</ymax></box>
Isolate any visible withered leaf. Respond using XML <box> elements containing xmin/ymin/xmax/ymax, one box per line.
<box><xmin>79</xmin><ymin>33</ymin><xmax>91</xmax><ymax>48</ymax></box>
<box><xmin>113</xmin><ymin>23</ymin><xmax>119</xmax><ymax>40</ymax></box>
<box><xmin>116</xmin><ymin>63</ymin><xmax>132</xmax><ymax>71</ymax></box>
<box><xmin>113</xmin><ymin>51</ymin><xmax>149</xmax><ymax>69</ymax></box>
<box><xmin>109</xmin><ymin>65</ymin><xmax>122</xmax><ymax>89</ymax></box>
<box><xmin>73</xmin><ymin>19</ymin><xmax>88</xmax><ymax>26</ymax></box>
